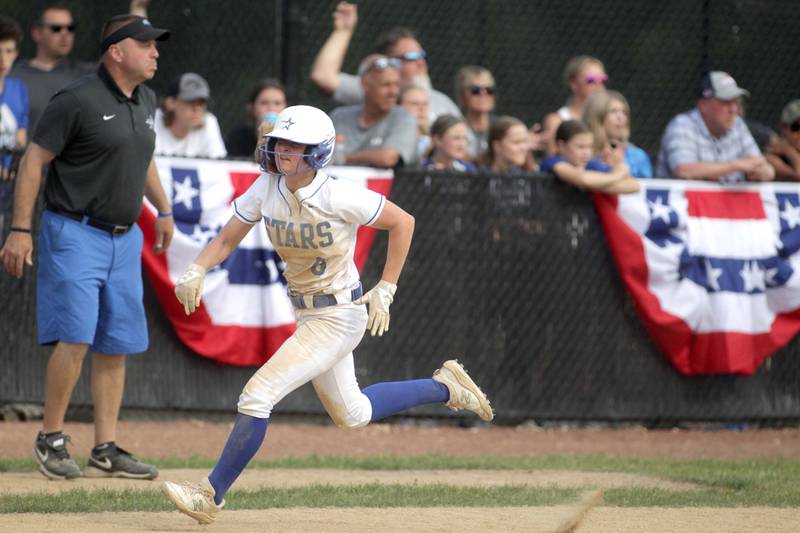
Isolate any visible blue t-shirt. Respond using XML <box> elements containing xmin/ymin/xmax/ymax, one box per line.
<box><xmin>540</xmin><ymin>155</ymin><xmax>610</xmax><ymax>175</ymax></box>
<box><xmin>625</xmin><ymin>144</ymin><xmax>653</xmax><ymax>178</ymax></box>
<box><xmin>421</xmin><ymin>158</ymin><xmax>477</xmax><ymax>171</ymax></box>
<box><xmin>0</xmin><ymin>77</ymin><xmax>29</xmax><ymax>150</ymax></box>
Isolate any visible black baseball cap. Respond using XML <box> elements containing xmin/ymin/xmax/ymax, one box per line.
<box><xmin>100</xmin><ymin>16</ymin><xmax>170</xmax><ymax>53</ymax></box>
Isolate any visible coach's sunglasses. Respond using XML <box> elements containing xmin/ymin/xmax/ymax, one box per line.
<box><xmin>395</xmin><ymin>50</ymin><xmax>427</xmax><ymax>62</ymax></box>
<box><xmin>468</xmin><ymin>85</ymin><xmax>495</xmax><ymax>96</ymax></box>
<box><xmin>790</xmin><ymin>121</ymin><xmax>800</xmax><ymax>133</ymax></box>
<box><xmin>46</xmin><ymin>24</ymin><xmax>76</xmax><ymax>33</ymax></box>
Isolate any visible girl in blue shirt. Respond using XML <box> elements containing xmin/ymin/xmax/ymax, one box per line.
<box><xmin>539</xmin><ymin>120</ymin><xmax>639</xmax><ymax>193</ymax></box>
<box><xmin>420</xmin><ymin>115</ymin><xmax>476</xmax><ymax>171</ymax></box>
<box><xmin>583</xmin><ymin>90</ymin><xmax>653</xmax><ymax>178</ymax></box>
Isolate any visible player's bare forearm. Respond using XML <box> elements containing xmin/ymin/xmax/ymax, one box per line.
<box><xmin>371</xmin><ymin>200</ymin><xmax>415</xmax><ymax>284</ymax></box>
<box><xmin>194</xmin><ymin>216</ymin><xmax>254</xmax><ymax>270</ymax></box>
<box><xmin>12</xmin><ymin>143</ymin><xmax>52</xmax><ymax>227</ymax></box>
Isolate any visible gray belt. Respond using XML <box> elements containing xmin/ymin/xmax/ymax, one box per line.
<box><xmin>289</xmin><ymin>283</ymin><xmax>363</xmax><ymax>309</ymax></box>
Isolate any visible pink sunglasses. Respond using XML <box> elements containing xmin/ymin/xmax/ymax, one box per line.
<box><xmin>584</xmin><ymin>74</ymin><xmax>608</xmax><ymax>85</ymax></box>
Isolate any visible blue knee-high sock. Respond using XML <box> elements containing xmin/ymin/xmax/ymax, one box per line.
<box><xmin>208</xmin><ymin>414</ymin><xmax>269</xmax><ymax>505</ymax></box>
<box><xmin>362</xmin><ymin>379</ymin><xmax>449</xmax><ymax>421</ymax></box>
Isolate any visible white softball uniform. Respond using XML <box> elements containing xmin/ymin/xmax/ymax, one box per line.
<box><xmin>231</xmin><ymin>171</ymin><xmax>385</xmax><ymax>426</ymax></box>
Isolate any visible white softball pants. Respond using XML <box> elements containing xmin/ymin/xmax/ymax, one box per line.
<box><xmin>237</xmin><ymin>302</ymin><xmax>373</xmax><ymax>428</ymax></box>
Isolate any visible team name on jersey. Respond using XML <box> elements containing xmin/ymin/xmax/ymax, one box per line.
<box><xmin>263</xmin><ymin>216</ymin><xmax>334</xmax><ymax>249</ymax></box>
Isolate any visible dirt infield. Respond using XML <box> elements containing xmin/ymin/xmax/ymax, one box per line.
<box><xmin>2</xmin><ymin>421</ymin><xmax>799</xmax><ymax>532</ymax></box>
<box><xmin>2</xmin><ymin>420</ymin><xmax>800</xmax><ymax>459</ymax></box>
<box><xmin>3</xmin><ymin>506</ymin><xmax>800</xmax><ymax>533</ymax></box>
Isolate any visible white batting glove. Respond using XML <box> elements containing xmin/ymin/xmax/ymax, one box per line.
<box><xmin>175</xmin><ymin>263</ymin><xmax>207</xmax><ymax>315</ymax></box>
<box><xmin>354</xmin><ymin>280</ymin><xmax>397</xmax><ymax>336</ymax></box>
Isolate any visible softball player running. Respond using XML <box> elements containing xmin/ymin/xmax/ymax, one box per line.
<box><xmin>162</xmin><ymin>105</ymin><xmax>493</xmax><ymax>524</ymax></box>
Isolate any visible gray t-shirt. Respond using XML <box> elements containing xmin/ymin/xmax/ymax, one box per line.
<box><xmin>330</xmin><ymin>104</ymin><xmax>418</xmax><ymax>166</ymax></box>
<box><xmin>11</xmin><ymin>58</ymin><xmax>96</xmax><ymax>135</ymax></box>
<box><xmin>334</xmin><ymin>73</ymin><xmax>462</xmax><ymax>124</ymax></box>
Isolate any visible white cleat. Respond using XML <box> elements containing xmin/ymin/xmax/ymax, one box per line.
<box><xmin>433</xmin><ymin>359</ymin><xmax>495</xmax><ymax>422</ymax></box>
<box><xmin>161</xmin><ymin>477</ymin><xmax>225</xmax><ymax>524</ymax></box>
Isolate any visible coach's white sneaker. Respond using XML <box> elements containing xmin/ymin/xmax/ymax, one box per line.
<box><xmin>161</xmin><ymin>477</ymin><xmax>224</xmax><ymax>524</ymax></box>
<box><xmin>433</xmin><ymin>359</ymin><xmax>495</xmax><ymax>422</ymax></box>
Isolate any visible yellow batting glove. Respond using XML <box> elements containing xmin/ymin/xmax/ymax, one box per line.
<box><xmin>354</xmin><ymin>280</ymin><xmax>397</xmax><ymax>336</ymax></box>
<box><xmin>174</xmin><ymin>263</ymin><xmax>206</xmax><ymax>315</ymax></box>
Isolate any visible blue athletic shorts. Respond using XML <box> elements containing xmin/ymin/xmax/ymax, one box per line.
<box><xmin>37</xmin><ymin>210</ymin><xmax>148</xmax><ymax>354</ymax></box>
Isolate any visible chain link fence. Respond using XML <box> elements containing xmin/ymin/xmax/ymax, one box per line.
<box><xmin>3</xmin><ymin>1</ymin><xmax>799</xmax><ymax>160</ymax></box>
<box><xmin>4</xmin><ymin>169</ymin><xmax>800</xmax><ymax>423</ymax></box>
<box><xmin>2</xmin><ymin>1</ymin><xmax>800</xmax><ymax>422</ymax></box>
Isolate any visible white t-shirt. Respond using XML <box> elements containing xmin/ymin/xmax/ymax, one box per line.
<box><xmin>233</xmin><ymin>171</ymin><xmax>385</xmax><ymax>295</ymax></box>
<box><xmin>154</xmin><ymin>108</ymin><xmax>227</xmax><ymax>158</ymax></box>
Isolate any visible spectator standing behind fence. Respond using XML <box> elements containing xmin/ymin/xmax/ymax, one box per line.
<box><xmin>154</xmin><ymin>72</ymin><xmax>226</xmax><ymax>158</ymax></box>
<box><xmin>310</xmin><ymin>2</ymin><xmax>460</xmax><ymax>124</ymax></box>
<box><xmin>455</xmin><ymin>65</ymin><xmax>497</xmax><ymax>160</ymax></box>
<box><xmin>0</xmin><ymin>14</ymin><xmax>172</xmax><ymax>481</ymax></box>
<box><xmin>542</xmin><ymin>55</ymin><xmax>607</xmax><ymax>156</ymax></box>
<box><xmin>765</xmin><ymin>100</ymin><xmax>800</xmax><ymax>181</ymax></box>
<box><xmin>656</xmin><ymin>71</ymin><xmax>773</xmax><ymax>183</ymax></box>
<box><xmin>477</xmin><ymin>116</ymin><xmax>536</xmax><ymax>172</ymax></box>
<box><xmin>421</xmin><ymin>115</ymin><xmax>475</xmax><ymax>171</ymax></box>
<box><xmin>398</xmin><ymin>84</ymin><xmax>431</xmax><ymax>162</ymax></box>
<box><xmin>225</xmin><ymin>78</ymin><xmax>287</xmax><ymax>159</ymax></box>
<box><xmin>540</xmin><ymin>120</ymin><xmax>639</xmax><ymax>194</ymax></box>
<box><xmin>0</xmin><ymin>15</ymin><xmax>28</xmax><ymax>231</ymax></box>
<box><xmin>0</xmin><ymin>16</ymin><xmax>27</xmax><ymax>166</ymax></box>
<box><xmin>330</xmin><ymin>55</ymin><xmax>417</xmax><ymax>168</ymax></box>
<box><xmin>10</xmin><ymin>2</ymin><xmax>148</xmax><ymax>134</ymax></box>
<box><xmin>582</xmin><ymin>90</ymin><xmax>652</xmax><ymax>178</ymax></box>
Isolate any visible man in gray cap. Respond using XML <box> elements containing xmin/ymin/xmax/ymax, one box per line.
<box><xmin>656</xmin><ymin>71</ymin><xmax>773</xmax><ymax>183</ymax></box>
<box><xmin>154</xmin><ymin>72</ymin><xmax>227</xmax><ymax>158</ymax></box>
<box><xmin>765</xmin><ymin>99</ymin><xmax>800</xmax><ymax>181</ymax></box>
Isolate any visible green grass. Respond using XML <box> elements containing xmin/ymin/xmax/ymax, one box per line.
<box><xmin>2</xmin><ymin>454</ymin><xmax>799</xmax><ymax>511</ymax></box>
<box><xmin>0</xmin><ymin>485</ymin><xmax>577</xmax><ymax>513</ymax></box>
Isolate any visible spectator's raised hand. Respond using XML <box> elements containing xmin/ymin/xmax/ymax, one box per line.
<box><xmin>334</xmin><ymin>1</ymin><xmax>358</xmax><ymax>32</ymax></box>
<box><xmin>129</xmin><ymin>0</ymin><xmax>150</xmax><ymax>17</ymax></box>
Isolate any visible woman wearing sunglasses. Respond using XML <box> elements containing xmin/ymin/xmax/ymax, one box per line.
<box><xmin>455</xmin><ymin>65</ymin><xmax>497</xmax><ymax>160</ymax></box>
<box><xmin>542</xmin><ymin>55</ymin><xmax>608</xmax><ymax>156</ymax></box>
<box><xmin>766</xmin><ymin>100</ymin><xmax>800</xmax><ymax>181</ymax></box>
<box><xmin>582</xmin><ymin>90</ymin><xmax>652</xmax><ymax>178</ymax></box>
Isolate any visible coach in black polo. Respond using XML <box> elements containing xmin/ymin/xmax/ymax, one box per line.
<box><xmin>0</xmin><ymin>15</ymin><xmax>173</xmax><ymax>481</ymax></box>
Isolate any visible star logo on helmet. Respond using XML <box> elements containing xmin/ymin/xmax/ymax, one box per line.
<box><xmin>280</xmin><ymin>118</ymin><xmax>296</xmax><ymax>130</ymax></box>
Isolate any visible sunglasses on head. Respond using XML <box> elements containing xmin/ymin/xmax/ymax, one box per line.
<box><xmin>584</xmin><ymin>73</ymin><xmax>608</xmax><ymax>85</ymax></box>
<box><xmin>468</xmin><ymin>85</ymin><xmax>495</xmax><ymax>96</ymax></box>
<box><xmin>395</xmin><ymin>50</ymin><xmax>427</xmax><ymax>62</ymax></box>
<box><xmin>371</xmin><ymin>57</ymin><xmax>401</xmax><ymax>71</ymax></box>
<box><xmin>790</xmin><ymin>121</ymin><xmax>800</xmax><ymax>133</ymax></box>
<box><xmin>46</xmin><ymin>24</ymin><xmax>76</xmax><ymax>33</ymax></box>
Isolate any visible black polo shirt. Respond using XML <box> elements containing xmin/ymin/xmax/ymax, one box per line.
<box><xmin>34</xmin><ymin>64</ymin><xmax>158</xmax><ymax>225</ymax></box>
